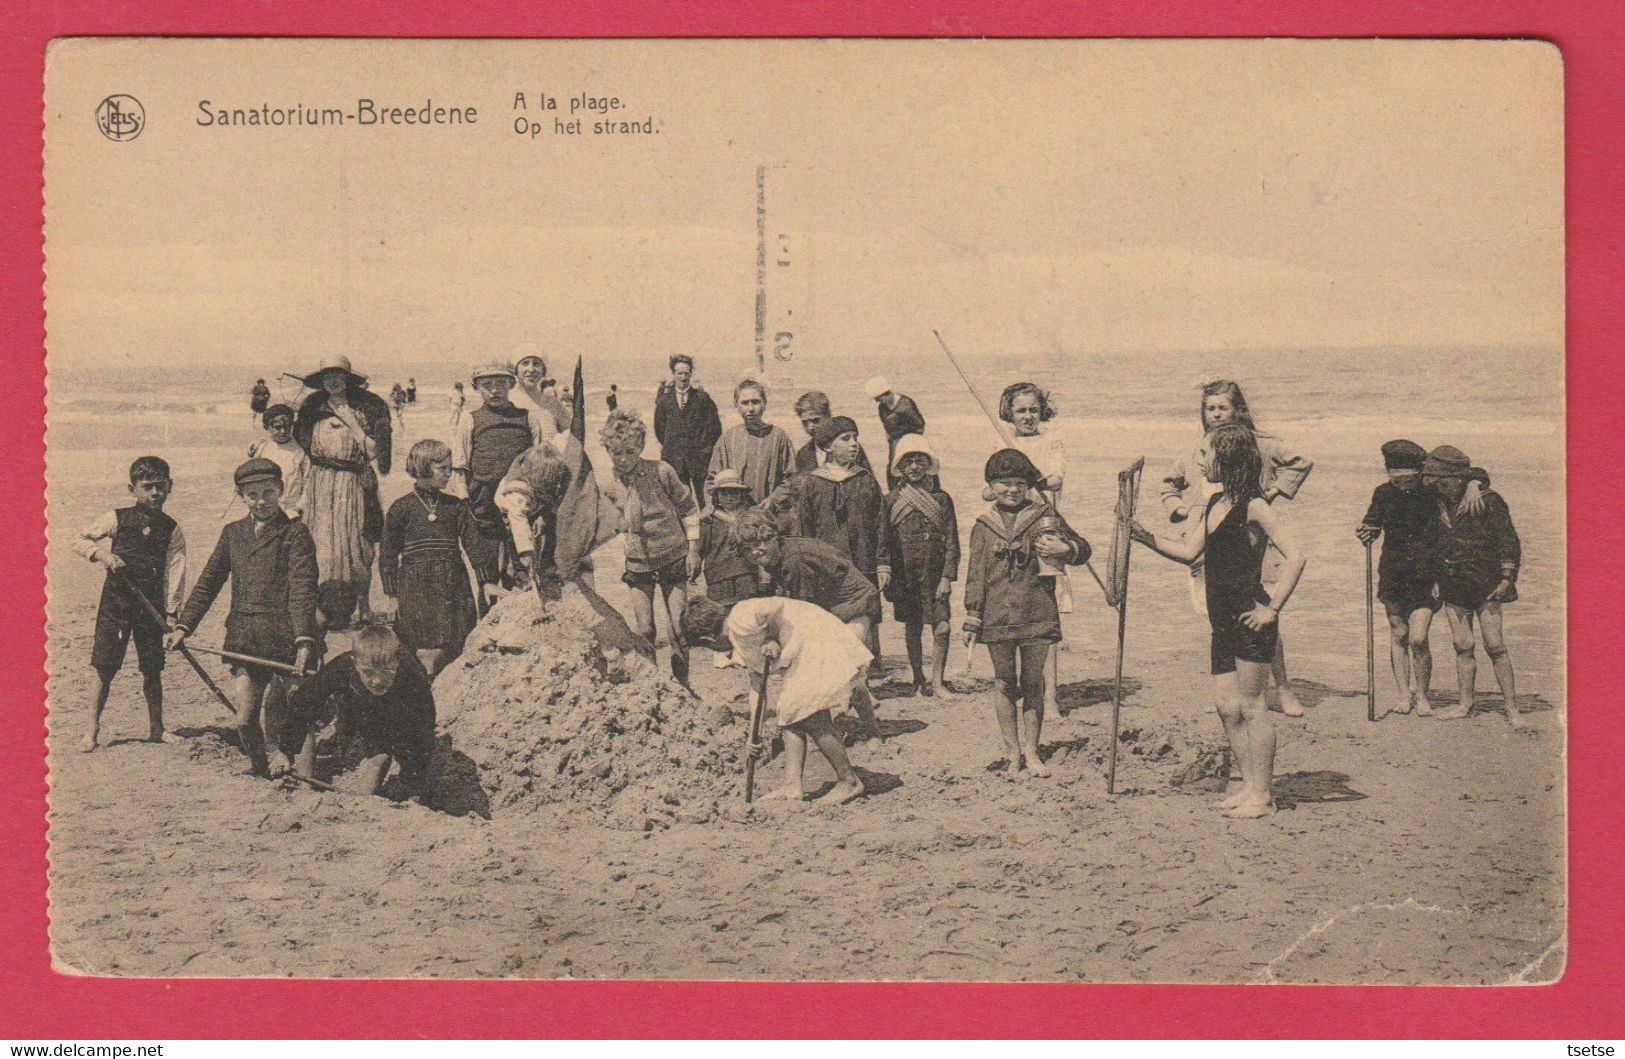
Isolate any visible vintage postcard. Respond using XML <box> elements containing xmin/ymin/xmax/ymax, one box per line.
<box><xmin>42</xmin><ymin>38</ymin><xmax>1564</xmax><ymax>982</ymax></box>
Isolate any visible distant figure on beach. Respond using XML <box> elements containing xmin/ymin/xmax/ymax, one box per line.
<box><xmin>1356</xmin><ymin>440</ymin><xmax>1442</xmax><ymax>715</ymax></box>
<box><xmin>249</xmin><ymin>378</ymin><xmax>270</xmax><ymax>423</ymax></box>
<box><xmin>791</xmin><ymin>391</ymin><xmax>875</xmax><ymax>476</ymax></box>
<box><xmin>513</xmin><ymin>354</ymin><xmax>570</xmax><ymax>435</ymax></box>
<box><xmin>1160</xmin><ymin>380</ymin><xmax>1312</xmax><ymax>716</ymax></box>
<box><xmin>1421</xmin><ymin>446</ymin><xmax>1524</xmax><ymax>728</ymax></box>
<box><xmin>74</xmin><ymin>456</ymin><xmax>187</xmax><ymax>752</ymax></box>
<box><xmin>865</xmin><ymin>376</ymin><xmax>927</xmax><ymax>491</ymax></box>
<box><xmin>707</xmin><ymin>378</ymin><xmax>794</xmax><ymax>504</ymax></box>
<box><xmin>406</xmin><ymin>378</ymin><xmax>417</xmax><ymax>404</ymax></box>
<box><xmin>653</xmin><ymin>354</ymin><xmax>723</xmax><ymax>505</ymax></box>
<box><xmin>606</xmin><ymin>384</ymin><xmax>619</xmax><ymax>412</ymax></box>
<box><xmin>390</xmin><ymin>383</ymin><xmax>408</xmax><ymax>423</ymax></box>
<box><xmin>448</xmin><ymin>381</ymin><xmax>466</xmax><ymax>428</ymax></box>
<box><xmin>1132</xmin><ymin>424</ymin><xmax>1307</xmax><ymax>819</ymax></box>
<box><xmin>293</xmin><ymin>355</ymin><xmax>393</xmax><ymax>629</ymax></box>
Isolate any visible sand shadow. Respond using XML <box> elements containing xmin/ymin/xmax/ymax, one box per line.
<box><xmin>1056</xmin><ymin>677</ymin><xmax>1143</xmax><ymax>716</ymax></box>
<box><xmin>808</xmin><ymin>767</ymin><xmax>902</xmax><ymax>801</ymax></box>
<box><xmin>1279</xmin><ymin>679</ymin><xmax>1363</xmax><ymax>708</ymax></box>
<box><xmin>1272</xmin><ymin>770</ymin><xmax>1367</xmax><ymax>810</ymax></box>
<box><xmin>427</xmin><ymin>735</ymin><xmax>493</xmax><ymax>819</ymax></box>
<box><xmin>1454</xmin><ymin>691</ymin><xmax>1560</xmax><ymax>716</ymax></box>
<box><xmin>173</xmin><ymin>724</ymin><xmax>243</xmax><ymax>743</ymax></box>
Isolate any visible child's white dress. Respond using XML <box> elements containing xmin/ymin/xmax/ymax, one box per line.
<box><xmin>726</xmin><ymin>597</ymin><xmax>873</xmax><ymax>726</ymax></box>
<box><xmin>1010</xmin><ymin>428</ymin><xmax>1074</xmax><ymax>613</ymax></box>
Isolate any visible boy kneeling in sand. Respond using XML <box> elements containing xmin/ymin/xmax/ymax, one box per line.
<box><xmin>275</xmin><ymin>624</ymin><xmax>437</xmax><ymax>801</ymax></box>
<box><xmin>681</xmin><ymin>595</ymin><xmax>869</xmax><ymax>805</ymax></box>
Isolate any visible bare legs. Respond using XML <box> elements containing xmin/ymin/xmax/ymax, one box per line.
<box><xmin>1383</xmin><ymin>603</ymin><xmax>1436</xmax><ymax>715</ymax></box>
<box><xmin>758</xmin><ymin>709</ymin><xmax>864</xmax><ymax>805</ymax></box>
<box><xmin>1269</xmin><ymin>631</ymin><xmax>1305</xmax><ymax>716</ymax></box>
<box><xmin>627</xmin><ymin>580</ymin><xmax>691</xmax><ymax>683</ymax></box>
<box><xmin>902</xmin><ymin>620</ymin><xmax>951</xmax><ymax>694</ymax></box>
<box><xmin>83</xmin><ymin>667</ymin><xmax>166</xmax><ymax>752</ymax></box>
<box><xmin>1212</xmin><ymin>659</ymin><xmax>1276</xmax><ymax>818</ymax></box>
<box><xmin>1439</xmin><ymin>603</ymin><xmax>1520</xmax><ymax>727</ymax></box>
<box><xmin>228</xmin><ymin>670</ymin><xmax>275</xmax><ymax>777</ymax></box>
<box><xmin>986</xmin><ymin>641</ymin><xmax>1052</xmax><ymax>777</ymax></box>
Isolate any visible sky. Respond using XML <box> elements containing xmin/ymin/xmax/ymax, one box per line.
<box><xmin>43</xmin><ymin>38</ymin><xmax>1563</xmax><ymax>375</ymax></box>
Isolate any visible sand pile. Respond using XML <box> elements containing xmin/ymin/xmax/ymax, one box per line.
<box><xmin>430</xmin><ymin>586</ymin><xmax>745</xmax><ymax>829</ymax></box>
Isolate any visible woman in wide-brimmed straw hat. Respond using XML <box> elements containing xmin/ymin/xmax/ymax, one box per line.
<box><xmin>293</xmin><ymin>354</ymin><xmax>394</xmax><ymax>628</ymax></box>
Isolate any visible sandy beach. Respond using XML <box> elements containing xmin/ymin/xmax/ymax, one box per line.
<box><xmin>42</xmin><ymin>378</ymin><xmax>1566</xmax><ymax>983</ymax></box>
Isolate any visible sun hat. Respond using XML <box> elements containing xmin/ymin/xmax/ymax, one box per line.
<box><xmin>706</xmin><ymin>468</ymin><xmax>753</xmax><ymax>496</ymax></box>
<box><xmin>890</xmin><ymin>434</ymin><xmax>939</xmax><ymax>476</ymax></box>
<box><xmin>301</xmin><ymin>354</ymin><xmax>366</xmax><ymax>387</ymax></box>
<box><xmin>864</xmin><ymin>376</ymin><xmax>893</xmax><ymax>400</ymax></box>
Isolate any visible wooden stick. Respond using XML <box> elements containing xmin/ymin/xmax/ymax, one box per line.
<box><xmin>110</xmin><ymin>570</ymin><xmax>238</xmax><ymax>720</ymax></box>
<box><xmin>931</xmin><ymin>330</ymin><xmax>1011</xmax><ymax>448</ymax></box>
<box><xmin>283</xmin><ymin>770</ymin><xmax>337</xmax><ymax>792</ymax></box>
<box><xmin>1108</xmin><ymin>535</ymin><xmax>1133</xmax><ymax>796</ymax></box>
<box><xmin>1365</xmin><ymin>540</ymin><xmax>1377</xmax><ymax>722</ymax></box>
<box><xmin>185</xmin><ymin>643</ymin><xmax>311</xmax><ymax>677</ymax></box>
<box><xmin>744</xmin><ymin>657</ymin><xmax>772</xmax><ymax>803</ymax></box>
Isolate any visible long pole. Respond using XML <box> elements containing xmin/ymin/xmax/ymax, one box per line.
<box><xmin>110</xmin><ymin>570</ymin><xmax>237</xmax><ymax>720</ymax></box>
<box><xmin>743</xmin><ymin>658</ymin><xmax>772</xmax><ymax>803</ymax></box>
<box><xmin>754</xmin><ymin>166</ymin><xmax>767</xmax><ymax>379</ymax></box>
<box><xmin>1108</xmin><ymin>541</ymin><xmax>1133</xmax><ymax>795</ymax></box>
<box><xmin>185</xmin><ymin>643</ymin><xmax>310</xmax><ymax>677</ymax></box>
<box><xmin>1365</xmin><ymin>540</ymin><xmax>1376</xmax><ymax>722</ymax></box>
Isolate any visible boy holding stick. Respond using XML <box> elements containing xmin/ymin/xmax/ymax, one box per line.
<box><xmin>169</xmin><ymin>458</ymin><xmax>319</xmax><ymax>777</ymax></box>
<box><xmin>682</xmin><ymin>595</ymin><xmax>869</xmax><ymax>805</ymax></box>
<box><xmin>1355</xmin><ymin>440</ymin><xmax>1442</xmax><ymax>715</ymax></box>
<box><xmin>74</xmin><ymin>456</ymin><xmax>188</xmax><ymax>751</ymax></box>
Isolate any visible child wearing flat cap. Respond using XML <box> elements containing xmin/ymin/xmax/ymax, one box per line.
<box><xmin>170</xmin><ymin>457</ymin><xmax>320</xmax><ymax>777</ymax></box>
<box><xmin>1356</xmin><ymin>440</ymin><xmax>1444</xmax><ymax>715</ymax></box>
<box><xmin>963</xmin><ymin>448</ymin><xmax>1090</xmax><ymax>777</ymax></box>
<box><xmin>1421</xmin><ymin>445</ymin><xmax>1524</xmax><ymax>728</ymax></box>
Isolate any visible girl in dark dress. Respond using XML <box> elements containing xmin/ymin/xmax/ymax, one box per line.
<box><xmin>1132</xmin><ymin>424</ymin><xmax>1307</xmax><ymax>820</ymax></box>
<box><xmin>380</xmin><ymin>439</ymin><xmax>482</xmax><ymax>676</ymax></box>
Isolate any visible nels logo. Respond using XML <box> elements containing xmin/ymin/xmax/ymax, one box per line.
<box><xmin>96</xmin><ymin>95</ymin><xmax>144</xmax><ymax>141</ymax></box>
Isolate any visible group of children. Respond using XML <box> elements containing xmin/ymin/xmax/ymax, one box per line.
<box><xmin>73</xmin><ymin>363</ymin><xmax>1525</xmax><ymax>818</ymax></box>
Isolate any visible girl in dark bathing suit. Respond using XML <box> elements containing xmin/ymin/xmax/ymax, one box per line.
<box><xmin>1132</xmin><ymin>424</ymin><xmax>1307</xmax><ymax>819</ymax></box>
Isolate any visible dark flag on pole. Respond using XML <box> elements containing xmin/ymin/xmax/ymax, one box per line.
<box><xmin>553</xmin><ymin>357</ymin><xmax>620</xmax><ymax>579</ymax></box>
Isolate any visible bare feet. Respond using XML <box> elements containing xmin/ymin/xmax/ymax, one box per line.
<box><xmin>756</xmin><ymin>785</ymin><xmax>804</xmax><ymax>803</ymax></box>
<box><xmin>1414</xmin><ymin>692</ymin><xmax>1434</xmax><ymax>717</ymax></box>
<box><xmin>815</xmin><ymin>778</ymin><xmax>865</xmax><ymax>805</ymax></box>
<box><xmin>1393</xmin><ymin>693</ymin><xmax>1414</xmax><ymax>716</ymax></box>
<box><xmin>1210</xmin><ymin>789</ymin><xmax>1246</xmax><ymax>811</ymax></box>
<box><xmin>1223</xmin><ymin>795</ymin><xmax>1276</xmax><ymax>819</ymax></box>
<box><xmin>1276</xmin><ymin>689</ymin><xmax>1306</xmax><ymax>717</ymax></box>
<box><xmin>1435</xmin><ymin>705</ymin><xmax>1471</xmax><ymax>721</ymax></box>
<box><xmin>1507</xmin><ymin>710</ymin><xmax>1526</xmax><ymax>730</ymax></box>
<box><xmin>79</xmin><ymin>734</ymin><xmax>98</xmax><ymax>753</ymax></box>
<box><xmin>1022</xmin><ymin>751</ymin><xmax>1052</xmax><ymax>778</ymax></box>
<box><xmin>148</xmin><ymin>730</ymin><xmax>169</xmax><ymax>743</ymax></box>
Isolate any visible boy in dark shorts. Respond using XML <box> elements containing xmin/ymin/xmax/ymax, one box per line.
<box><xmin>169</xmin><ymin>458</ymin><xmax>319</xmax><ymax>776</ymax></box>
<box><xmin>1356</xmin><ymin>440</ymin><xmax>1442</xmax><ymax>715</ymax></box>
<box><xmin>276</xmin><ymin>624</ymin><xmax>436</xmax><ymax>801</ymax></box>
<box><xmin>74</xmin><ymin>456</ymin><xmax>188</xmax><ymax>751</ymax></box>
<box><xmin>1421</xmin><ymin>445</ymin><xmax>1524</xmax><ymax>727</ymax></box>
<box><xmin>600</xmin><ymin>409</ymin><xmax>701</xmax><ymax>683</ymax></box>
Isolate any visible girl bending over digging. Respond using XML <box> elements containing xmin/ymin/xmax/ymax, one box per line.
<box><xmin>1132</xmin><ymin>424</ymin><xmax>1307</xmax><ymax>819</ymax></box>
<box><xmin>682</xmin><ymin>595</ymin><xmax>871</xmax><ymax>805</ymax></box>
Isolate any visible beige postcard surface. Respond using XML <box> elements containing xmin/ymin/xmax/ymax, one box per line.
<box><xmin>43</xmin><ymin>38</ymin><xmax>1564</xmax><ymax>982</ymax></box>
